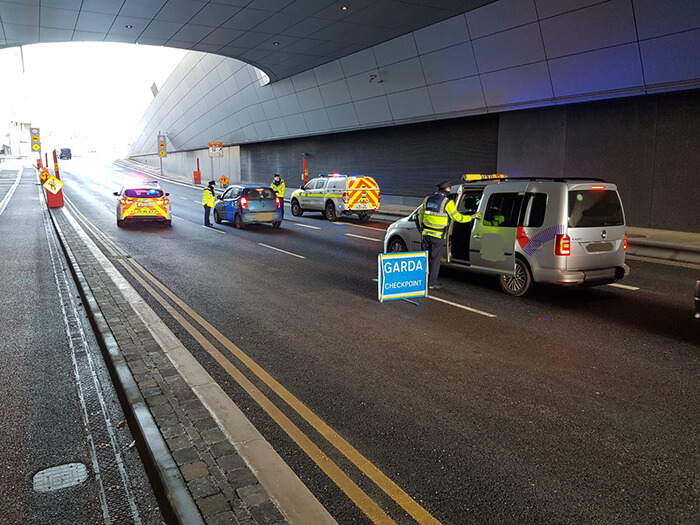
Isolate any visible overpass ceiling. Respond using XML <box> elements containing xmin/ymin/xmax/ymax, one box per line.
<box><xmin>0</xmin><ymin>0</ymin><xmax>496</xmax><ymax>81</ymax></box>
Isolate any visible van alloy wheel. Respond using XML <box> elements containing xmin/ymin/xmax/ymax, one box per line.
<box><xmin>499</xmin><ymin>258</ymin><xmax>532</xmax><ymax>296</ymax></box>
<box><xmin>291</xmin><ymin>200</ymin><xmax>303</xmax><ymax>217</ymax></box>
<box><xmin>325</xmin><ymin>202</ymin><xmax>337</xmax><ymax>222</ymax></box>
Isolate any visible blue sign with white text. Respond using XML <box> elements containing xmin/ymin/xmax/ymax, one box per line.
<box><xmin>378</xmin><ymin>251</ymin><xmax>429</xmax><ymax>302</ymax></box>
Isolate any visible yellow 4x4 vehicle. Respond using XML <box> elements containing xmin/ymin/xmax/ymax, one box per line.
<box><xmin>290</xmin><ymin>174</ymin><xmax>380</xmax><ymax>222</ymax></box>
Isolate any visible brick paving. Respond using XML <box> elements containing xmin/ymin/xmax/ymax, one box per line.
<box><xmin>53</xmin><ymin>209</ymin><xmax>289</xmax><ymax>525</ymax></box>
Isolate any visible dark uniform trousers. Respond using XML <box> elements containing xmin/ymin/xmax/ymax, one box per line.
<box><xmin>421</xmin><ymin>235</ymin><xmax>443</xmax><ymax>287</ymax></box>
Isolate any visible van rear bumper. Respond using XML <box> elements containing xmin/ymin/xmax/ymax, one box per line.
<box><xmin>534</xmin><ymin>264</ymin><xmax>630</xmax><ymax>286</ymax></box>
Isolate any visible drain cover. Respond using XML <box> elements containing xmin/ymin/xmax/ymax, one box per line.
<box><xmin>33</xmin><ymin>463</ymin><xmax>88</xmax><ymax>492</ymax></box>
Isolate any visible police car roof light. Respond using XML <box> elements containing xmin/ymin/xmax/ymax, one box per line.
<box><xmin>462</xmin><ymin>173</ymin><xmax>508</xmax><ymax>182</ymax></box>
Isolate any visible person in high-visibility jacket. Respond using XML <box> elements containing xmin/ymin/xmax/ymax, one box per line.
<box><xmin>270</xmin><ymin>173</ymin><xmax>285</xmax><ymax>219</ymax></box>
<box><xmin>419</xmin><ymin>181</ymin><xmax>482</xmax><ymax>289</ymax></box>
<box><xmin>202</xmin><ymin>180</ymin><xmax>216</xmax><ymax>227</ymax></box>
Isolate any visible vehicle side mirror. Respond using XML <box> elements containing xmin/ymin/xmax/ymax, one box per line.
<box><xmin>113</xmin><ymin>192</ymin><xmax>119</xmax><ymax>196</ymax></box>
<box><xmin>165</xmin><ymin>192</ymin><xmax>170</xmax><ymax>196</ymax></box>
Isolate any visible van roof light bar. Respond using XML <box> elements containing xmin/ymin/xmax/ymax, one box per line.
<box><xmin>462</xmin><ymin>173</ymin><xmax>508</xmax><ymax>182</ymax></box>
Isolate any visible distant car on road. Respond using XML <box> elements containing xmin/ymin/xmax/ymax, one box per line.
<box><xmin>114</xmin><ymin>180</ymin><xmax>171</xmax><ymax>227</ymax></box>
<box><xmin>214</xmin><ymin>185</ymin><xmax>282</xmax><ymax>228</ymax></box>
<box><xmin>59</xmin><ymin>148</ymin><xmax>72</xmax><ymax>160</ymax></box>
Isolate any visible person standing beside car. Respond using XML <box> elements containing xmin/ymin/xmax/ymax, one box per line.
<box><xmin>271</xmin><ymin>173</ymin><xmax>286</xmax><ymax>219</ymax></box>
<box><xmin>202</xmin><ymin>180</ymin><xmax>216</xmax><ymax>227</ymax></box>
<box><xmin>419</xmin><ymin>181</ymin><xmax>482</xmax><ymax>289</ymax></box>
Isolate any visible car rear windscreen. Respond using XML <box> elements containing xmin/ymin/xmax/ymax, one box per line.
<box><xmin>244</xmin><ymin>188</ymin><xmax>275</xmax><ymax>200</ymax></box>
<box><xmin>125</xmin><ymin>188</ymin><xmax>164</xmax><ymax>198</ymax></box>
<box><xmin>568</xmin><ymin>190</ymin><xmax>624</xmax><ymax>227</ymax></box>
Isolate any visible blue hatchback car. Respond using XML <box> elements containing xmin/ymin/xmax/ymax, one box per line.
<box><xmin>213</xmin><ymin>185</ymin><xmax>282</xmax><ymax>228</ymax></box>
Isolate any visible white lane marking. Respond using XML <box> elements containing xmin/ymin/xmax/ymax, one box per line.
<box><xmin>608</xmin><ymin>283</ymin><xmax>640</xmax><ymax>291</ymax></box>
<box><xmin>193</xmin><ymin>200</ymin><xmax>201</xmax><ymax>204</ymax></box>
<box><xmin>332</xmin><ymin>222</ymin><xmax>385</xmax><ymax>232</ymax></box>
<box><xmin>291</xmin><ymin>222</ymin><xmax>322</xmax><ymax>230</ymax></box>
<box><xmin>258</xmin><ymin>243</ymin><xmax>306</xmax><ymax>259</ymax></box>
<box><xmin>203</xmin><ymin>225</ymin><xmax>226</xmax><ymax>234</ymax></box>
<box><xmin>172</xmin><ymin>215</ymin><xmax>184</xmax><ymax>221</ymax></box>
<box><xmin>179</xmin><ymin>196</ymin><xmax>189</xmax><ymax>200</ymax></box>
<box><xmin>428</xmin><ymin>295</ymin><xmax>497</xmax><ymax>318</ymax></box>
<box><xmin>0</xmin><ymin>168</ymin><xmax>22</xmax><ymax>218</ymax></box>
<box><xmin>345</xmin><ymin>233</ymin><xmax>382</xmax><ymax>242</ymax></box>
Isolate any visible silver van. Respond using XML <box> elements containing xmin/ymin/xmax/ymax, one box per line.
<box><xmin>383</xmin><ymin>176</ymin><xmax>630</xmax><ymax>296</ymax></box>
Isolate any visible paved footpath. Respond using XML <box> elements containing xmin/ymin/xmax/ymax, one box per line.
<box><xmin>49</xmin><ymin>198</ymin><xmax>301</xmax><ymax>524</ymax></box>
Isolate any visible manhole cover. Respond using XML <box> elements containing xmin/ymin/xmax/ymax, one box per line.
<box><xmin>33</xmin><ymin>463</ymin><xmax>88</xmax><ymax>492</ymax></box>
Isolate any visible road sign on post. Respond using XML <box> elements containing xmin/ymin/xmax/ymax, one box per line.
<box><xmin>30</xmin><ymin>127</ymin><xmax>41</xmax><ymax>164</ymax></box>
<box><xmin>208</xmin><ymin>142</ymin><xmax>223</xmax><ymax>158</ymax></box>
<box><xmin>158</xmin><ymin>135</ymin><xmax>167</xmax><ymax>157</ymax></box>
<box><xmin>378</xmin><ymin>251</ymin><xmax>429</xmax><ymax>302</ymax></box>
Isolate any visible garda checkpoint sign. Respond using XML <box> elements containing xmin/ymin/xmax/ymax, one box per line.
<box><xmin>378</xmin><ymin>251</ymin><xmax>428</xmax><ymax>302</ymax></box>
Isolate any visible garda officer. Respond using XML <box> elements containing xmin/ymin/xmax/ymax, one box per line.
<box><xmin>202</xmin><ymin>180</ymin><xmax>216</xmax><ymax>227</ymax></box>
<box><xmin>271</xmin><ymin>173</ymin><xmax>285</xmax><ymax>219</ymax></box>
<box><xmin>419</xmin><ymin>181</ymin><xmax>482</xmax><ymax>289</ymax></box>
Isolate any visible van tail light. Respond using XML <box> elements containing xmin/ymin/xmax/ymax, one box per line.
<box><xmin>623</xmin><ymin>233</ymin><xmax>628</xmax><ymax>251</ymax></box>
<box><xmin>555</xmin><ymin>234</ymin><xmax>571</xmax><ymax>256</ymax></box>
<box><xmin>120</xmin><ymin>199</ymin><xmax>127</xmax><ymax>205</ymax></box>
<box><xmin>342</xmin><ymin>191</ymin><xmax>348</xmax><ymax>204</ymax></box>
<box><xmin>275</xmin><ymin>197</ymin><xmax>281</xmax><ymax>209</ymax></box>
<box><xmin>590</xmin><ymin>185</ymin><xmax>606</xmax><ymax>190</ymax></box>
<box><xmin>240</xmin><ymin>197</ymin><xmax>248</xmax><ymax>210</ymax></box>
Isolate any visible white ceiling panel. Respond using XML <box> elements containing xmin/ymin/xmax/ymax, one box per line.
<box><xmin>314</xmin><ymin>60</ymin><xmax>344</xmax><ymax>85</ymax></box>
<box><xmin>291</xmin><ymin>69</ymin><xmax>318</xmax><ymax>92</ymax></box>
<box><xmin>41</xmin><ymin>7</ymin><xmax>79</xmax><ymax>30</ymax></box>
<box><xmin>0</xmin><ymin>2</ymin><xmax>38</xmax><ymax>25</ymax></box>
<box><xmin>534</xmin><ymin>0</ymin><xmax>602</xmax><ymax>19</ymax></box>
<box><xmin>155</xmin><ymin>0</ymin><xmax>206</xmax><ymax>23</ymax></box>
<box><xmin>75</xmin><ymin>11</ymin><xmax>115</xmax><ymax>33</ymax></box>
<box><xmin>221</xmin><ymin>8</ymin><xmax>274</xmax><ymax>31</ymax></box>
<box><xmin>633</xmin><ymin>0</ymin><xmax>700</xmax><ymax>40</ymax></box>
<box><xmin>172</xmin><ymin>23</ymin><xmax>216</xmax><ymax>43</ymax></box>
<box><xmin>346</xmin><ymin>70</ymin><xmax>385</xmax><ymax>101</ymax></box>
<box><xmin>42</xmin><ymin>0</ymin><xmax>82</xmax><ymax>9</ymax></box>
<box><xmin>80</xmin><ymin>0</ymin><xmax>121</xmax><ymax>15</ymax></box>
<box><xmin>540</xmin><ymin>0</ymin><xmax>637</xmax><ymax>58</ymax></box>
<box><xmin>413</xmin><ymin>14</ymin><xmax>469</xmax><ymax>55</ymax></box>
<box><xmin>373</xmin><ymin>33</ymin><xmax>418</xmax><ymax>67</ymax></box>
<box><xmin>40</xmin><ymin>27</ymin><xmax>73</xmax><ymax>41</ymax></box>
<box><xmin>466</xmin><ymin>0</ymin><xmax>537</xmax><ymax>39</ymax></box>
<box><xmin>480</xmin><ymin>62</ymin><xmax>552</xmax><ymax>107</ymax></box>
<box><xmin>428</xmin><ymin>76</ymin><xmax>485</xmax><ymax>114</ymax></box>
<box><xmin>255</xmin><ymin>12</ymin><xmax>304</xmax><ymax>34</ymax></box>
<box><xmin>199</xmin><ymin>27</ymin><xmax>243</xmax><ymax>46</ymax></box>
<box><xmin>549</xmin><ymin>43</ymin><xmax>644</xmax><ymax>97</ymax></box>
<box><xmin>381</xmin><ymin>57</ymin><xmax>426</xmax><ymax>95</ymax></box>
<box><xmin>640</xmin><ymin>29</ymin><xmax>700</xmax><ymax>85</ymax></box>
<box><xmin>420</xmin><ymin>42</ymin><xmax>478</xmax><ymax>85</ymax></box>
<box><xmin>326</xmin><ymin>102</ymin><xmax>359</xmax><ymax>128</ymax></box>
<box><xmin>189</xmin><ymin>3</ymin><xmax>242</xmax><ymax>26</ymax></box>
<box><xmin>473</xmin><ymin>22</ymin><xmax>545</xmax><ymax>73</ymax></box>
<box><xmin>140</xmin><ymin>20</ymin><xmax>184</xmax><ymax>40</ymax></box>
<box><xmin>303</xmin><ymin>108</ymin><xmax>332</xmax><ymax>132</ymax></box>
<box><xmin>284</xmin><ymin>113</ymin><xmax>308</xmax><ymax>134</ymax></box>
<box><xmin>278</xmin><ymin>92</ymin><xmax>302</xmax><ymax>115</ymax></box>
<box><xmin>387</xmin><ymin>87</ymin><xmax>433</xmax><ymax>120</ymax></box>
<box><xmin>319</xmin><ymin>78</ymin><xmax>352</xmax><ymax>106</ymax></box>
<box><xmin>340</xmin><ymin>47</ymin><xmax>377</xmax><ymax>77</ymax></box>
<box><xmin>297</xmin><ymin>87</ymin><xmax>324</xmax><ymax>111</ymax></box>
<box><xmin>119</xmin><ymin>0</ymin><xmax>167</xmax><ymax>20</ymax></box>
<box><xmin>354</xmin><ymin>95</ymin><xmax>393</xmax><ymax>125</ymax></box>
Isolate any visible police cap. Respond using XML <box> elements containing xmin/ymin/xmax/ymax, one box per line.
<box><xmin>436</xmin><ymin>180</ymin><xmax>451</xmax><ymax>191</ymax></box>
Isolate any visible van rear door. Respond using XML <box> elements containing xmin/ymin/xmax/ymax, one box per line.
<box><xmin>566</xmin><ymin>185</ymin><xmax>626</xmax><ymax>271</ymax></box>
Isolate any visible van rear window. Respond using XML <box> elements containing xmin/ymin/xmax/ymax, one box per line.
<box><xmin>568</xmin><ymin>190</ymin><xmax>624</xmax><ymax>227</ymax></box>
<box><xmin>125</xmin><ymin>188</ymin><xmax>163</xmax><ymax>198</ymax></box>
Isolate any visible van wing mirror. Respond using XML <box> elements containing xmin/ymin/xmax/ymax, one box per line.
<box><xmin>113</xmin><ymin>191</ymin><xmax>119</xmax><ymax>196</ymax></box>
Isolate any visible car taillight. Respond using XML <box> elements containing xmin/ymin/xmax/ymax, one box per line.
<box><xmin>120</xmin><ymin>199</ymin><xmax>127</xmax><ymax>205</ymax></box>
<box><xmin>555</xmin><ymin>234</ymin><xmax>571</xmax><ymax>256</ymax></box>
<box><xmin>240</xmin><ymin>197</ymin><xmax>248</xmax><ymax>209</ymax></box>
<box><xmin>342</xmin><ymin>191</ymin><xmax>348</xmax><ymax>204</ymax></box>
<box><xmin>275</xmin><ymin>197</ymin><xmax>280</xmax><ymax>209</ymax></box>
<box><xmin>623</xmin><ymin>233</ymin><xmax>627</xmax><ymax>251</ymax></box>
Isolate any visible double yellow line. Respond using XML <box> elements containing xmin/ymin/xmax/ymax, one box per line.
<box><xmin>64</xmin><ymin>198</ymin><xmax>441</xmax><ymax>525</ymax></box>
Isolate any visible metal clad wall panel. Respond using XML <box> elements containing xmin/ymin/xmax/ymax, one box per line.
<box><xmin>240</xmin><ymin>116</ymin><xmax>499</xmax><ymax>196</ymax></box>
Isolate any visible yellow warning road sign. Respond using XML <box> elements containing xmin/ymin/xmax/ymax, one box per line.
<box><xmin>32</xmin><ymin>144</ymin><xmax>41</xmax><ymax>151</ymax></box>
<box><xmin>159</xmin><ymin>142</ymin><xmax>166</xmax><ymax>148</ymax></box>
<box><xmin>219</xmin><ymin>175</ymin><xmax>229</xmax><ymax>185</ymax></box>
<box><xmin>43</xmin><ymin>176</ymin><xmax>64</xmax><ymax>195</ymax></box>
<box><xmin>39</xmin><ymin>169</ymin><xmax>50</xmax><ymax>182</ymax></box>
<box><xmin>32</xmin><ymin>135</ymin><xmax>40</xmax><ymax>142</ymax></box>
<box><xmin>159</xmin><ymin>150</ymin><xmax>166</xmax><ymax>157</ymax></box>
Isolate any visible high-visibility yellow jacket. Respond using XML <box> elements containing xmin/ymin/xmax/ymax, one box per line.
<box><xmin>202</xmin><ymin>187</ymin><xmax>215</xmax><ymax>208</ymax></box>
<box><xmin>419</xmin><ymin>192</ymin><xmax>473</xmax><ymax>239</ymax></box>
<box><xmin>271</xmin><ymin>178</ymin><xmax>285</xmax><ymax>198</ymax></box>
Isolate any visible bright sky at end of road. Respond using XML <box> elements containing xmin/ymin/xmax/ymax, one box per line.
<box><xmin>0</xmin><ymin>42</ymin><xmax>186</xmax><ymax>158</ymax></box>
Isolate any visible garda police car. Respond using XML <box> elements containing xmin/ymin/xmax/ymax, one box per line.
<box><xmin>114</xmin><ymin>180</ymin><xmax>171</xmax><ymax>227</ymax></box>
<box><xmin>383</xmin><ymin>174</ymin><xmax>630</xmax><ymax>296</ymax></box>
<box><xmin>290</xmin><ymin>174</ymin><xmax>380</xmax><ymax>222</ymax></box>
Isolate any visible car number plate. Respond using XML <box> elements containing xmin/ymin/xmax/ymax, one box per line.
<box><xmin>137</xmin><ymin>202</ymin><xmax>153</xmax><ymax>207</ymax></box>
<box><xmin>354</xmin><ymin>203</ymin><xmax>370</xmax><ymax>210</ymax></box>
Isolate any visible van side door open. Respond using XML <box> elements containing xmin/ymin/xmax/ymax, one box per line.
<box><xmin>469</xmin><ymin>184</ymin><xmax>528</xmax><ymax>276</ymax></box>
<box><xmin>447</xmin><ymin>189</ymin><xmax>484</xmax><ymax>263</ymax></box>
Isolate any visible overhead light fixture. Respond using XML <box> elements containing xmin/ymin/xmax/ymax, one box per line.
<box><xmin>341</xmin><ymin>6</ymin><xmax>348</xmax><ymax>10</ymax></box>
<box><xmin>125</xmin><ymin>25</ymin><xmax>133</xmax><ymax>29</ymax></box>
<box><xmin>273</xmin><ymin>41</ymin><xmax>280</xmax><ymax>46</ymax></box>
